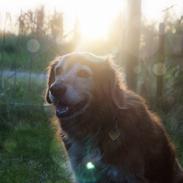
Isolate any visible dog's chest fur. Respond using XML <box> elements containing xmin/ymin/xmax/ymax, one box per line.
<box><xmin>65</xmin><ymin>137</ymin><xmax>134</xmax><ymax>183</ymax></box>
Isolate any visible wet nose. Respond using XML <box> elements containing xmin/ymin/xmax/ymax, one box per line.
<box><xmin>50</xmin><ymin>82</ymin><xmax>67</xmax><ymax>98</ymax></box>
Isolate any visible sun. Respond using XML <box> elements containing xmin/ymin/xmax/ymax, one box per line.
<box><xmin>75</xmin><ymin>0</ymin><xmax>123</xmax><ymax>39</ymax></box>
<box><xmin>59</xmin><ymin>0</ymin><xmax>123</xmax><ymax>40</ymax></box>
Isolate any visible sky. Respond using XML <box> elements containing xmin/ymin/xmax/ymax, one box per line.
<box><xmin>0</xmin><ymin>0</ymin><xmax>182</xmax><ymax>38</ymax></box>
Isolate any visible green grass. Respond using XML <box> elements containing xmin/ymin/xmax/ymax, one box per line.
<box><xmin>0</xmin><ymin>76</ymin><xmax>46</xmax><ymax>105</ymax></box>
<box><xmin>0</xmin><ymin>107</ymin><xmax>71</xmax><ymax>183</ymax></box>
<box><xmin>0</xmin><ymin>78</ymin><xmax>72</xmax><ymax>183</ymax></box>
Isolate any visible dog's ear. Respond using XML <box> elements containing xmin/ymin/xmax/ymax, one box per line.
<box><xmin>107</xmin><ymin>59</ymin><xmax>128</xmax><ymax>110</ymax></box>
<box><xmin>45</xmin><ymin>59</ymin><xmax>58</xmax><ymax>104</ymax></box>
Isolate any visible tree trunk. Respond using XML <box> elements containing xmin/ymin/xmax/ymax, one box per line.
<box><xmin>125</xmin><ymin>0</ymin><xmax>141</xmax><ymax>91</ymax></box>
<box><xmin>156</xmin><ymin>23</ymin><xmax>165</xmax><ymax>105</ymax></box>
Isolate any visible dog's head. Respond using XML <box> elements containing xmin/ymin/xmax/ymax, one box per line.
<box><xmin>46</xmin><ymin>52</ymin><xmax>126</xmax><ymax>120</ymax></box>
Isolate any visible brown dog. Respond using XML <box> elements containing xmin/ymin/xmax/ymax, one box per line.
<box><xmin>46</xmin><ymin>52</ymin><xmax>183</xmax><ymax>183</ymax></box>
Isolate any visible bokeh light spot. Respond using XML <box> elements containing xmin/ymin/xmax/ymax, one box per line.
<box><xmin>27</xmin><ymin>39</ymin><xmax>40</xmax><ymax>53</ymax></box>
<box><xmin>152</xmin><ymin>63</ymin><xmax>166</xmax><ymax>76</ymax></box>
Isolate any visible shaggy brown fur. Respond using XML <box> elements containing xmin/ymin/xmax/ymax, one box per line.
<box><xmin>46</xmin><ymin>53</ymin><xmax>183</xmax><ymax>183</ymax></box>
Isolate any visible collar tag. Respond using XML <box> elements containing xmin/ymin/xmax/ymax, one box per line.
<box><xmin>108</xmin><ymin>129</ymin><xmax>120</xmax><ymax>141</ymax></box>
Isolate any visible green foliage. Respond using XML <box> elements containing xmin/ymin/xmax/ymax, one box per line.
<box><xmin>0</xmin><ymin>33</ymin><xmax>62</xmax><ymax>72</ymax></box>
<box><xmin>150</xmin><ymin>64</ymin><xmax>183</xmax><ymax>164</ymax></box>
<box><xmin>164</xmin><ymin>66</ymin><xmax>183</xmax><ymax>162</ymax></box>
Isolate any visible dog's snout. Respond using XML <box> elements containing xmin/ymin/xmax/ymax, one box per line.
<box><xmin>50</xmin><ymin>83</ymin><xmax>67</xmax><ymax>98</ymax></box>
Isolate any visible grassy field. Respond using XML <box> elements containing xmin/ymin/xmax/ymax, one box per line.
<box><xmin>0</xmin><ymin>78</ymin><xmax>72</xmax><ymax>183</ymax></box>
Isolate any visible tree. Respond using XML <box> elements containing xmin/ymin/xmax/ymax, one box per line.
<box><xmin>125</xmin><ymin>0</ymin><xmax>141</xmax><ymax>91</ymax></box>
<box><xmin>50</xmin><ymin>11</ymin><xmax>64</xmax><ymax>40</ymax></box>
<box><xmin>35</xmin><ymin>6</ymin><xmax>45</xmax><ymax>36</ymax></box>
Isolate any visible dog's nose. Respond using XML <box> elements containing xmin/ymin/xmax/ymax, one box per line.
<box><xmin>50</xmin><ymin>83</ymin><xmax>67</xmax><ymax>98</ymax></box>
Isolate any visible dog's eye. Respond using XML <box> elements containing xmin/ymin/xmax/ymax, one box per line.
<box><xmin>55</xmin><ymin>67</ymin><xmax>63</xmax><ymax>75</ymax></box>
<box><xmin>77</xmin><ymin>69</ymin><xmax>91</xmax><ymax>78</ymax></box>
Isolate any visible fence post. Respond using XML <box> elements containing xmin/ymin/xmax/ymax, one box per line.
<box><xmin>156</xmin><ymin>23</ymin><xmax>165</xmax><ymax>105</ymax></box>
<box><xmin>125</xmin><ymin>0</ymin><xmax>141</xmax><ymax>91</ymax></box>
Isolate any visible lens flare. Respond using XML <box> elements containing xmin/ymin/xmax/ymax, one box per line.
<box><xmin>86</xmin><ymin>162</ymin><xmax>95</xmax><ymax>170</ymax></box>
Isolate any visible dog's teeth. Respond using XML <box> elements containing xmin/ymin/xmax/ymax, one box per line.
<box><xmin>63</xmin><ymin>106</ymin><xmax>69</xmax><ymax>112</ymax></box>
<box><xmin>56</xmin><ymin>106</ymin><xmax>69</xmax><ymax>117</ymax></box>
<box><xmin>60</xmin><ymin>106</ymin><xmax>69</xmax><ymax>113</ymax></box>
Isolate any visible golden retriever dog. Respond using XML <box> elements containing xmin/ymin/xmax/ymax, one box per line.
<box><xmin>46</xmin><ymin>52</ymin><xmax>183</xmax><ymax>183</ymax></box>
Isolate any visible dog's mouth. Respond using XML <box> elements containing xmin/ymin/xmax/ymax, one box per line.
<box><xmin>55</xmin><ymin>97</ymin><xmax>90</xmax><ymax>119</ymax></box>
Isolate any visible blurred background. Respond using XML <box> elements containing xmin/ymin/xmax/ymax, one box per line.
<box><xmin>0</xmin><ymin>0</ymin><xmax>183</xmax><ymax>182</ymax></box>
